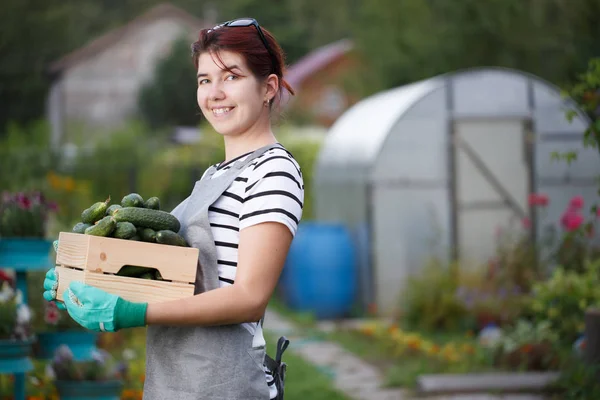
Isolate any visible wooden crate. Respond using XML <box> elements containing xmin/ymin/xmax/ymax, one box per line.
<box><xmin>55</xmin><ymin>232</ymin><xmax>198</xmax><ymax>304</ymax></box>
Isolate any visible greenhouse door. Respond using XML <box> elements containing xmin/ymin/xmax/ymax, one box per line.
<box><xmin>453</xmin><ymin>119</ymin><xmax>531</xmax><ymax>267</ymax></box>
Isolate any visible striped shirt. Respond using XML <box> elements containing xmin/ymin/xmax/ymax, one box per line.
<box><xmin>205</xmin><ymin>145</ymin><xmax>304</xmax><ymax>398</ymax></box>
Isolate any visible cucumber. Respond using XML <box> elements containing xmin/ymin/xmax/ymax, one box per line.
<box><xmin>72</xmin><ymin>222</ymin><xmax>92</xmax><ymax>234</ymax></box>
<box><xmin>116</xmin><ymin>265</ymin><xmax>153</xmax><ymax>278</ymax></box>
<box><xmin>121</xmin><ymin>193</ymin><xmax>144</xmax><ymax>208</ymax></box>
<box><xmin>139</xmin><ymin>227</ymin><xmax>157</xmax><ymax>243</ymax></box>
<box><xmin>130</xmin><ymin>234</ymin><xmax>142</xmax><ymax>241</ymax></box>
<box><xmin>156</xmin><ymin>230</ymin><xmax>188</xmax><ymax>247</ymax></box>
<box><xmin>106</xmin><ymin>204</ymin><xmax>122</xmax><ymax>216</ymax></box>
<box><xmin>81</xmin><ymin>196</ymin><xmax>111</xmax><ymax>224</ymax></box>
<box><xmin>113</xmin><ymin>222</ymin><xmax>137</xmax><ymax>239</ymax></box>
<box><xmin>144</xmin><ymin>197</ymin><xmax>161</xmax><ymax>210</ymax></box>
<box><xmin>112</xmin><ymin>207</ymin><xmax>180</xmax><ymax>232</ymax></box>
<box><xmin>84</xmin><ymin>216</ymin><xmax>116</xmax><ymax>237</ymax></box>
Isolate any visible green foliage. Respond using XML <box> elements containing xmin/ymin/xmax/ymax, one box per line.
<box><xmin>551</xmin><ymin>357</ymin><xmax>600</xmax><ymax>400</ymax></box>
<box><xmin>496</xmin><ymin>319</ymin><xmax>558</xmax><ymax>355</ymax></box>
<box><xmin>137</xmin><ymin>36</ymin><xmax>200</xmax><ymax>129</ymax></box>
<box><xmin>527</xmin><ymin>259</ymin><xmax>600</xmax><ymax>345</ymax></box>
<box><xmin>401</xmin><ymin>258</ymin><xmax>469</xmax><ymax>332</ymax></box>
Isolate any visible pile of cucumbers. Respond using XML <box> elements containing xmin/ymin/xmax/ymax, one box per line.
<box><xmin>73</xmin><ymin>193</ymin><xmax>188</xmax><ymax>247</ymax></box>
<box><xmin>71</xmin><ymin>193</ymin><xmax>189</xmax><ymax>281</ymax></box>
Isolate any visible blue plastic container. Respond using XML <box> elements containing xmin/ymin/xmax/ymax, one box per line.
<box><xmin>55</xmin><ymin>380</ymin><xmax>124</xmax><ymax>400</ymax></box>
<box><xmin>36</xmin><ymin>331</ymin><xmax>99</xmax><ymax>361</ymax></box>
<box><xmin>0</xmin><ymin>238</ymin><xmax>54</xmax><ymax>270</ymax></box>
<box><xmin>282</xmin><ymin>222</ymin><xmax>357</xmax><ymax>319</ymax></box>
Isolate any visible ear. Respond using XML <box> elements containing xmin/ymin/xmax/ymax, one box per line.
<box><xmin>264</xmin><ymin>73</ymin><xmax>279</xmax><ymax>101</ymax></box>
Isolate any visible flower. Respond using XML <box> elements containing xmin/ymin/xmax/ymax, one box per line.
<box><xmin>44</xmin><ymin>302</ymin><xmax>61</xmax><ymax>325</ymax></box>
<box><xmin>569</xmin><ymin>195</ymin><xmax>584</xmax><ymax>210</ymax></box>
<box><xmin>528</xmin><ymin>193</ymin><xmax>549</xmax><ymax>207</ymax></box>
<box><xmin>50</xmin><ymin>344</ymin><xmax>128</xmax><ymax>382</ymax></box>
<box><xmin>0</xmin><ymin>278</ymin><xmax>32</xmax><ymax>340</ymax></box>
<box><xmin>0</xmin><ymin>190</ymin><xmax>58</xmax><ymax>238</ymax></box>
<box><xmin>561</xmin><ymin>210</ymin><xmax>584</xmax><ymax>231</ymax></box>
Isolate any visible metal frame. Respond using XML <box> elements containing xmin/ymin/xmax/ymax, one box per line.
<box><xmin>446</xmin><ymin>76</ymin><xmax>538</xmax><ymax>262</ymax></box>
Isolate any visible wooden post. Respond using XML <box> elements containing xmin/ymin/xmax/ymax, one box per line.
<box><xmin>584</xmin><ymin>308</ymin><xmax>600</xmax><ymax>365</ymax></box>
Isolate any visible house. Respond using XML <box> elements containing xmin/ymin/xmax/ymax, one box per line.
<box><xmin>47</xmin><ymin>3</ymin><xmax>212</xmax><ymax>147</ymax></box>
<box><xmin>283</xmin><ymin>39</ymin><xmax>359</xmax><ymax>128</ymax></box>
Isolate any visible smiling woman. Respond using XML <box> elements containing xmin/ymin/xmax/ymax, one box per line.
<box><xmin>42</xmin><ymin>18</ymin><xmax>303</xmax><ymax>400</ymax></box>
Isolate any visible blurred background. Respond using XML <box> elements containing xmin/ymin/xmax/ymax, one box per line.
<box><xmin>3</xmin><ymin>0</ymin><xmax>600</xmax><ymax>399</ymax></box>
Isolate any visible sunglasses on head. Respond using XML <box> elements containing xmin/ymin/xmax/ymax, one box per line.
<box><xmin>207</xmin><ymin>18</ymin><xmax>277</xmax><ymax>72</ymax></box>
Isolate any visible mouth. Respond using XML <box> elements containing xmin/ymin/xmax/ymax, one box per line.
<box><xmin>211</xmin><ymin>107</ymin><xmax>234</xmax><ymax>118</ymax></box>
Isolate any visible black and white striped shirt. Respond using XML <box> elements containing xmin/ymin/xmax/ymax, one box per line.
<box><xmin>205</xmin><ymin>145</ymin><xmax>304</xmax><ymax>399</ymax></box>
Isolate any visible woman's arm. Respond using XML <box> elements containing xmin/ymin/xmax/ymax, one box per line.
<box><xmin>145</xmin><ymin>221</ymin><xmax>292</xmax><ymax>326</ymax></box>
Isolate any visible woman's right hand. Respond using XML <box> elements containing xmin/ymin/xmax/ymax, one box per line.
<box><xmin>42</xmin><ymin>268</ymin><xmax>66</xmax><ymax>310</ymax></box>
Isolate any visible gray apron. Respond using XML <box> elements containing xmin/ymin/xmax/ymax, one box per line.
<box><xmin>143</xmin><ymin>143</ymin><xmax>282</xmax><ymax>400</ymax></box>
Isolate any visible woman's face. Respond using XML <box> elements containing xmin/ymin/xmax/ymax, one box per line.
<box><xmin>196</xmin><ymin>50</ymin><xmax>269</xmax><ymax>137</ymax></box>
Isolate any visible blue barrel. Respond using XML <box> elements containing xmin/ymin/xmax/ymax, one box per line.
<box><xmin>282</xmin><ymin>222</ymin><xmax>357</xmax><ymax>319</ymax></box>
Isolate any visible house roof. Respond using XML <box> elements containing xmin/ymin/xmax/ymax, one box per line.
<box><xmin>48</xmin><ymin>3</ymin><xmax>207</xmax><ymax>74</ymax></box>
<box><xmin>284</xmin><ymin>39</ymin><xmax>354</xmax><ymax>91</ymax></box>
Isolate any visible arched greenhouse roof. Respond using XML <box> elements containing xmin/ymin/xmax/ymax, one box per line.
<box><xmin>317</xmin><ymin>67</ymin><xmax>588</xmax><ymax>175</ymax></box>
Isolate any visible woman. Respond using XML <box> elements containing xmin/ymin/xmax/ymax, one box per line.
<box><xmin>43</xmin><ymin>18</ymin><xmax>303</xmax><ymax>399</ymax></box>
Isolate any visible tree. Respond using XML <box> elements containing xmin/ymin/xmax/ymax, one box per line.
<box><xmin>137</xmin><ymin>36</ymin><xmax>200</xmax><ymax>129</ymax></box>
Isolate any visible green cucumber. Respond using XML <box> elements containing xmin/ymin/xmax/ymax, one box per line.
<box><xmin>84</xmin><ymin>216</ymin><xmax>116</xmax><ymax>237</ymax></box>
<box><xmin>72</xmin><ymin>222</ymin><xmax>92</xmax><ymax>234</ymax></box>
<box><xmin>156</xmin><ymin>230</ymin><xmax>188</xmax><ymax>247</ymax></box>
<box><xmin>112</xmin><ymin>207</ymin><xmax>180</xmax><ymax>232</ymax></box>
<box><xmin>116</xmin><ymin>265</ymin><xmax>152</xmax><ymax>278</ymax></box>
<box><xmin>81</xmin><ymin>196</ymin><xmax>111</xmax><ymax>224</ymax></box>
<box><xmin>139</xmin><ymin>227</ymin><xmax>157</xmax><ymax>243</ymax></box>
<box><xmin>113</xmin><ymin>222</ymin><xmax>137</xmax><ymax>239</ymax></box>
<box><xmin>129</xmin><ymin>234</ymin><xmax>142</xmax><ymax>241</ymax></box>
<box><xmin>144</xmin><ymin>197</ymin><xmax>161</xmax><ymax>210</ymax></box>
<box><xmin>106</xmin><ymin>204</ymin><xmax>122</xmax><ymax>216</ymax></box>
<box><xmin>121</xmin><ymin>193</ymin><xmax>144</xmax><ymax>208</ymax></box>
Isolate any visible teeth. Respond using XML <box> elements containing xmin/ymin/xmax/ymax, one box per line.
<box><xmin>213</xmin><ymin>107</ymin><xmax>231</xmax><ymax>115</ymax></box>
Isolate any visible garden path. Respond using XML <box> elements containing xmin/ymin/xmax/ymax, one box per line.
<box><xmin>263</xmin><ymin>308</ymin><xmax>549</xmax><ymax>400</ymax></box>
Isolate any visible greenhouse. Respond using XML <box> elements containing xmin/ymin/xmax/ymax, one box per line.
<box><xmin>314</xmin><ymin>67</ymin><xmax>600</xmax><ymax>316</ymax></box>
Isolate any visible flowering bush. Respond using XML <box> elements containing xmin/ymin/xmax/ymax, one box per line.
<box><xmin>0</xmin><ymin>190</ymin><xmax>58</xmax><ymax>238</ymax></box>
<box><xmin>356</xmin><ymin>321</ymin><xmax>479</xmax><ymax>364</ymax></box>
<box><xmin>526</xmin><ymin>258</ymin><xmax>600</xmax><ymax>345</ymax></box>
<box><xmin>494</xmin><ymin>319</ymin><xmax>560</xmax><ymax>371</ymax></box>
<box><xmin>48</xmin><ymin>344</ymin><xmax>128</xmax><ymax>382</ymax></box>
<box><xmin>0</xmin><ymin>270</ymin><xmax>32</xmax><ymax>340</ymax></box>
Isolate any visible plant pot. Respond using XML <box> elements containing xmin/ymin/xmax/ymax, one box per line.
<box><xmin>0</xmin><ymin>337</ymin><xmax>34</xmax><ymax>374</ymax></box>
<box><xmin>35</xmin><ymin>331</ymin><xmax>99</xmax><ymax>360</ymax></box>
<box><xmin>55</xmin><ymin>380</ymin><xmax>124</xmax><ymax>400</ymax></box>
<box><xmin>0</xmin><ymin>238</ymin><xmax>54</xmax><ymax>270</ymax></box>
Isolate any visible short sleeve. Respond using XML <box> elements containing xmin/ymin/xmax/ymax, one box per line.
<box><xmin>239</xmin><ymin>152</ymin><xmax>304</xmax><ymax>236</ymax></box>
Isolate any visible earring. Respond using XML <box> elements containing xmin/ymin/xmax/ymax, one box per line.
<box><xmin>264</xmin><ymin>99</ymin><xmax>270</xmax><ymax>107</ymax></box>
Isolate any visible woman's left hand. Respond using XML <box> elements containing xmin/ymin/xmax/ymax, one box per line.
<box><xmin>63</xmin><ymin>281</ymin><xmax>148</xmax><ymax>332</ymax></box>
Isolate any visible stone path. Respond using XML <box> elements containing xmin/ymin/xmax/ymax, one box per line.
<box><xmin>263</xmin><ymin>308</ymin><xmax>549</xmax><ymax>400</ymax></box>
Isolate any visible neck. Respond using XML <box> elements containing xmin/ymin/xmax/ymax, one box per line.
<box><xmin>222</xmin><ymin>126</ymin><xmax>277</xmax><ymax>163</ymax></box>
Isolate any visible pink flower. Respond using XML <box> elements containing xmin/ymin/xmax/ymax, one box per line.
<box><xmin>44</xmin><ymin>302</ymin><xmax>61</xmax><ymax>325</ymax></box>
<box><xmin>569</xmin><ymin>196</ymin><xmax>584</xmax><ymax>210</ymax></box>
<box><xmin>521</xmin><ymin>217</ymin><xmax>532</xmax><ymax>229</ymax></box>
<box><xmin>16</xmin><ymin>193</ymin><xmax>31</xmax><ymax>210</ymax></box>
<box><xmin>528</xmin><ymin>193</ymin><xmax>549</xmax><ymax>207</ymax></box>
<box><xmin>561</xmin><ymin>210</ymin><xmax>584</xmax><ymax>232</ymax></box>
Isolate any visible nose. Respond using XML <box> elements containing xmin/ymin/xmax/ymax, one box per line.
<box><xmin>207</xmin><ymin>81</ymin><xmax>225</xmax><ymax>102</ymax></box>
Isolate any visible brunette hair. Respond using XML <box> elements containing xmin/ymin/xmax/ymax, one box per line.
<box><xmin>191</xmin><ymin>21</ymin><xmax>295</xmax><ymax>111</ymax></box>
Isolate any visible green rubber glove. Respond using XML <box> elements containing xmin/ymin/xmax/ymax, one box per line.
<box><xmin>63</xmin><ymin>281</ymin><xmax>147</xmax><ymax>332</ymax></box>
<box><xmin>42</xmin><ymin>268</ymin><xmax>66</xmax><ymax>310</ymax></box>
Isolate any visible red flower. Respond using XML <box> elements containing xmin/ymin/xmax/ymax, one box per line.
<box><xmin>528</xmin><ymin>193</ymin><xmax>549</xmax><ymax>207</ymax></box>
<box><xmin>0</xmin><ymin>270</ymin><xmax>13</xmax><ymax>285</ymax></box>
<box><xmin>44</xmin><ymin>302</ymin><xmax>61</xmax><ymax>325</ymax></box>
<box><xmin>569</xmin><ymin>196</ymin><xmax>584</xmax><ymax>210</ymax></box>
<box><xmin>16</xmin><ymin>193</ymin><xmax>31</xmax><ymax>210</ymax></box>
<box><xmin>561</xmin><ymin>210</ymin><xmax>584</xmax><ymax>232</ymax></box>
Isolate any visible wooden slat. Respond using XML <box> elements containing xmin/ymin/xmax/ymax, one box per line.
<box><xmin>55</xmin><ymin>265</ymin><xmax>195</xmax><ymax>304</ymax></box>
<box><xmin>55</xmin><ymin>266</ymin><xmax>85</xmax><ymax>302</ymax></box>
<box><xmin>56</xmin><ymin>232</ymin><xmax>198</xmax><ymax>283</ymax></box>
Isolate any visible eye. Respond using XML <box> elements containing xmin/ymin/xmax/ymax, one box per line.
<box><xmin>198</xmin><ymin>78</ymin><xmax>209</xmax><ymax>85</ymax></box>
<box><xmin>225</xmin><ymin>74</ymin><xmax>239</xmax><ymax>81</ymax></box>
